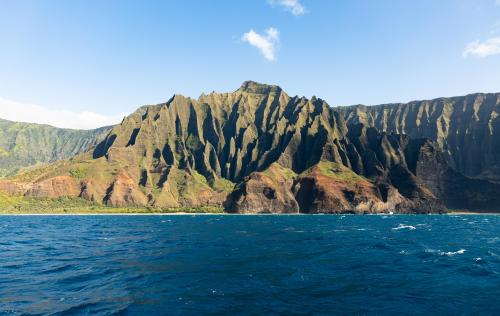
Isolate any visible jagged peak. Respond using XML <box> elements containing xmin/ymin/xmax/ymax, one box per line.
<box><xmin>238</xmin><ymin>80</ymin><xmax>282</xmax><ymax>95</ymax></box>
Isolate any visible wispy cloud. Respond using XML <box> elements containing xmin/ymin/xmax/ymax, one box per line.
<box><xmin>268</xmin><ymin>0</ymin><xmax>306</xmax><ymax>16</ymax></box>
<box><xmin>242</xmin><ymin>27</ymin><xmax>280</xmax><ymax>61</ymax></box>
<box><xmin>463</xmin><ymin>37</ymin><xmax>500</xmax><ymax>58</ymax></box>
<box><xmin>496</xmin><ymin>0</ymin><xmax>500</xmax><ymax>6</ymax></box>
<box><xmin>0</xmin><ymin>98</ymin><xmax>125</xmax><ymax>129</ymax></box>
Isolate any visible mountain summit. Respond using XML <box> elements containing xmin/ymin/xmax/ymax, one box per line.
<box><xmin>238</xmin><ymin>81</ymin><xmax>283</xmax><ymax>95</ymax></box>
<box><xmin>1</xmin><ymin>82</ymin><xmax>499</xmax><ymax>213</ymax></box>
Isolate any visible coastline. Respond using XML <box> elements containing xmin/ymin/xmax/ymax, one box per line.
<box><xmin>1</xmin><ymin>211</ymin><xmax>499</xmax><ymax>216</ymax></box>
<box><xmin>447</xmin><ymin>211</ymin><xmax>500</xmax><ymax>215</ymax></box>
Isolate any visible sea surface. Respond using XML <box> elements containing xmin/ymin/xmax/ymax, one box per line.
<box><xmin>0</xmin><ymin>215</ymin><xmax>499</xmax><ymax>315</ymax></box>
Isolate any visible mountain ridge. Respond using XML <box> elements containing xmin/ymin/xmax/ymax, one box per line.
<box><xmin>0</xmin><ymin>118</ymin><xmax>112</xmax><ymax>177</ymax></box>
<box><xmin>0</xmin><ymin>81</ymin><xmax>499</xmax><ymax>213</ymax></box>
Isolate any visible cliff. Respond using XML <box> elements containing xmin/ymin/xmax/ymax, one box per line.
<box><xmin>339</xmin><ymin>93</ymin><xmax>500</xmax><ymax>181</ymax></box>
<box><xmin>0</xmin><ymin>82</ymin><xmax>497</xmax><ymax>213</ymax></box>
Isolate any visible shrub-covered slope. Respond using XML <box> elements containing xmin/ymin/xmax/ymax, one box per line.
<box><xmin>0</xmin><ymin>118</ymin><xmax>112</xmax><ymax>177</ymax></box>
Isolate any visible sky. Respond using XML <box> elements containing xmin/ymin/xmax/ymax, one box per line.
<box><xmin>1</xmin><ymin>0</ymin><xmax>500</xmax><ymax>129</ymax></box>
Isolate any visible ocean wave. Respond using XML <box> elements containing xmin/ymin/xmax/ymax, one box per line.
<box><xmin>423</xmin><ymin>248</ymin><xmax>467</xmax><ymax>257</ymax></box>
<box><xmin>392</xmin><ymin>224</ymin><xmax>416</xmax><ymax>231</ymax></box>
<box><xmin>440</xmin><ymin>249</ymin><xmax>466</xmax><ymax>256</ymax></box>
<box><xmin>487</xmin><ymin>237</ymin><xmax>500</xmax><ymax>244</ymax></box>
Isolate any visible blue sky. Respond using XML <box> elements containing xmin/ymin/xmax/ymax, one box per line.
<box><xmin>1</xmin><ymin>0</ymin><xmax>500</xmax><ymax>128</ymax></box>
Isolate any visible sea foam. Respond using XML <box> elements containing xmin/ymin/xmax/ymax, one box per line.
<box><xmin>392</xmin><ymin>224</ymin><xmax>416</xmax><ymax>231</ymax></box>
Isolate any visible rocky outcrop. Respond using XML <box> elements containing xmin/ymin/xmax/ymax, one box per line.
<box><xmin>103</xmin><ymin>172</ymin><xmax>149</xmax><ymax>207</ymax></box>
<box><xmin>406</xmin><ymin>139</ymin><xmax>500</xmax><ymax>211</ymax></box>
<box><xmin>225</xmin><ymin>161</ymin><xmax>446</xmax><ymax>214</ymax></box>
<box><xmin>24</xmin><ymin>176</ymin><xmax>81</xmax><ymax>198</ymax></box>
<box><xmin>292</xmin><ymin>162</ymin><xmax>386</xmax><ymax>214</ymax></box>
<box><xmin>0</xmin><ymin>176</ymin><xmax>81</xmax><ymax>199</ymax></box>
<box><xmin>224</xmin><ymin>163</ymin><xmax>299</xmax><ymax>213</ymax></box>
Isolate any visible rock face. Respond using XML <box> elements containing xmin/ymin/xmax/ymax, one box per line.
<box><xmin>292</xmin><ymin>163</ymin><xmax>443</xmax><ymax>214</ymax></box>
<box><xmin>93</xmin><ymin>81</ymin><xmax>346</xmax><ymax>183</ymax></box>
<box><xmin>340</xmin><ymin>93</ymin><xmax>500</xmax><ymax>181</ymax></box>
<box><xmin>225</xmin><ymin>163</ymin><xmax>299</xmax><ymax>214</ymax></box>
<box><xmin>407</xmin><ymin>139</ymin><xmax>500</xmax><ymax>211</ymax></box>
<box><xmin>0</xmin><ymin>81</ymin><xmax>498</xmax><ymax>213</ymax></box>
<box><xmin>292</xmin><ymin>162</ymin><xmax>386</xmax><ymax>214</ymax></box>
<box><xmin>24</xmin><ymin>176</ymin><xmax>81</xmax><ymax>198</ymax></box>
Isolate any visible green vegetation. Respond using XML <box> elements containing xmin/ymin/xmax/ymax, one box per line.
<box><xmin>69</xmin><ymin>167</ymin><xmax>87</xmax><ymax>179</ymax></box>
<box><xmin>211</xmin><ymin>177</ymin><xmax>235</xmax><ymax>192</ymax></box>
<box><xmin>185</xmin><ymin>134</ymin><xmax>202</xmax><ymax>151</ymax></box>
<box><xmin>168</xmin><ymin>168</ymin><xmax>212</xmax><ymax>202</ymax></box>
<box><xmin>0</xmin><ymin>193</ymin><xmax>224</xmax><ymax>214</ymax></box>
<box><xmin>313</xmin><ymin>161</ymin><xmax>366</xmax><ymax>183</ymax></box>
<box><xmin>11</xmin><ymin>154</ymin><xmax>119</xmax><ymax>184</ymax></box>
<box><xmin>262</xmin><ymin>163</ymin><xmax>297</xmax><ymax>180</ymax></box>
<box><xmin>0</xmin><ymin>118</ymin><xmax>111</xmax><ymax>178</ymax></box>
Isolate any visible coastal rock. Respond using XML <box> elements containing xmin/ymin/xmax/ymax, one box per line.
<box><xmin>407</xmin><ymin>139</ymin><xmax>500</xmax><ymax>212</ymax></box>
<box><xmin>24</xmin><ymin>176</ymin><xmax>81</xmax><ymax>198</ymax></box>
<box><xmin>292</xmin><ymin>162</ymin><xmax>384</xmax><ymax>213</ymax></box>
<box><xmin>224</xmin><ymin>163</ymin><xmax>299</xmax><ymax>214</ymax></box>
<box><xmin>104</xmin><ymin>172</ymin><xmax>148</xmax><ymax>207</ymax></box>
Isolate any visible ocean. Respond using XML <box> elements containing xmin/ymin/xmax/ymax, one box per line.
<box><xmin>0</xmin><ymin>214</ymin><xmax>499</xmax><ymax>315</ymax></box>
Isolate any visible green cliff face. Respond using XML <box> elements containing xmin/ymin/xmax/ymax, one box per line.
<box><xmin>339</xmin><ymin>93</ymin><xmax>500</xmax><ymax>181</ymax></box>
<box><xmin>93</xmin><ymin>81</ymin><xmax>346</xmax><ymax>183</ymax></box>
<box><xmin>0</xmin><ymin>82</ymin><xmax>498</xmax><ymax>213</ymax></box>
<box><xmin>0</xmin><ymin>119</ymin><xmax>112</xmax><ymax>177</ymax></box>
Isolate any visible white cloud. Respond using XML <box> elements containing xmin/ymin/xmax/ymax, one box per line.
<box><xmin>242</xmin><ymin>27</ymin><xmax>280</xmax><ymax>61</ymax></box>
<box><xmin>497</xmin><ymin>0</ymin><xmax>500</xmax><ymax>6</ymax></box>
<box><xmin>268</xmin><ymin>0</ymin><xmax>306</xmax><ymax>16</ymax></box>
<box><xmin>0</xmin><ymin>98</ymin><xmax>126</xmax><ymax>129</ymax></box>
<box><xmin>463</xmin><ymin>37</ymin><xmax>500</xmax><ymax>58</ymax></box>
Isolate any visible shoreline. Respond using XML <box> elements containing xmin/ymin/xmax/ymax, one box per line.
<box><xmin>0</xmin><ymin>211</ymin><xmax>499</xmax><ymax>216</ymax></box>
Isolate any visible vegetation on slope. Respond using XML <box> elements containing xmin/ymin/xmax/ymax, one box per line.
<box><xmin>0</xmin><ymin>192</ymin><xmax>223</xmax><ymax>214</ymax></box>
<box><xmin>0</xmin><ymin>118</ymin><xmax>112</xmax><ymax>177</ymax></box>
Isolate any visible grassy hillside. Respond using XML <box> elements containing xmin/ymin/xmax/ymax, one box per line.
<box><xmin>0</xmin><ymin>192</ymin><xmax>223</xmax><ymax>214</ymax></box>
<box><xmin>0</xmin><ymin>118</ymin><xmax>112</xmax><ymax>177</ymax></box>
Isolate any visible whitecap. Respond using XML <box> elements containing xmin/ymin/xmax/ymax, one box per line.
<box><xmin>440</xmin><ymin>249</ymin><xmax>466</xmax><ymax>256</ymax></box>
<box><xmin>392</xmin><ymin>224</ymin><xmax>416</xmax><ymax>231</ymax></box>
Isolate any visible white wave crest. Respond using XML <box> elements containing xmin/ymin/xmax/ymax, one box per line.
<box><xmin>392</xmin><ymin>224</ymin><xmax>417</xmax><ymax>231</ymax></box>
<box><xmin>440</xmin><ymin>249</ymin><xmax>466</xmax><ymax>256</ymax></box>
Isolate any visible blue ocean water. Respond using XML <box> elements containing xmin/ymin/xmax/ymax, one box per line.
<box><xmin>0</xmin><ymin>215</ymin><xmax>499</xmax><ymax>315</ymax></box>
